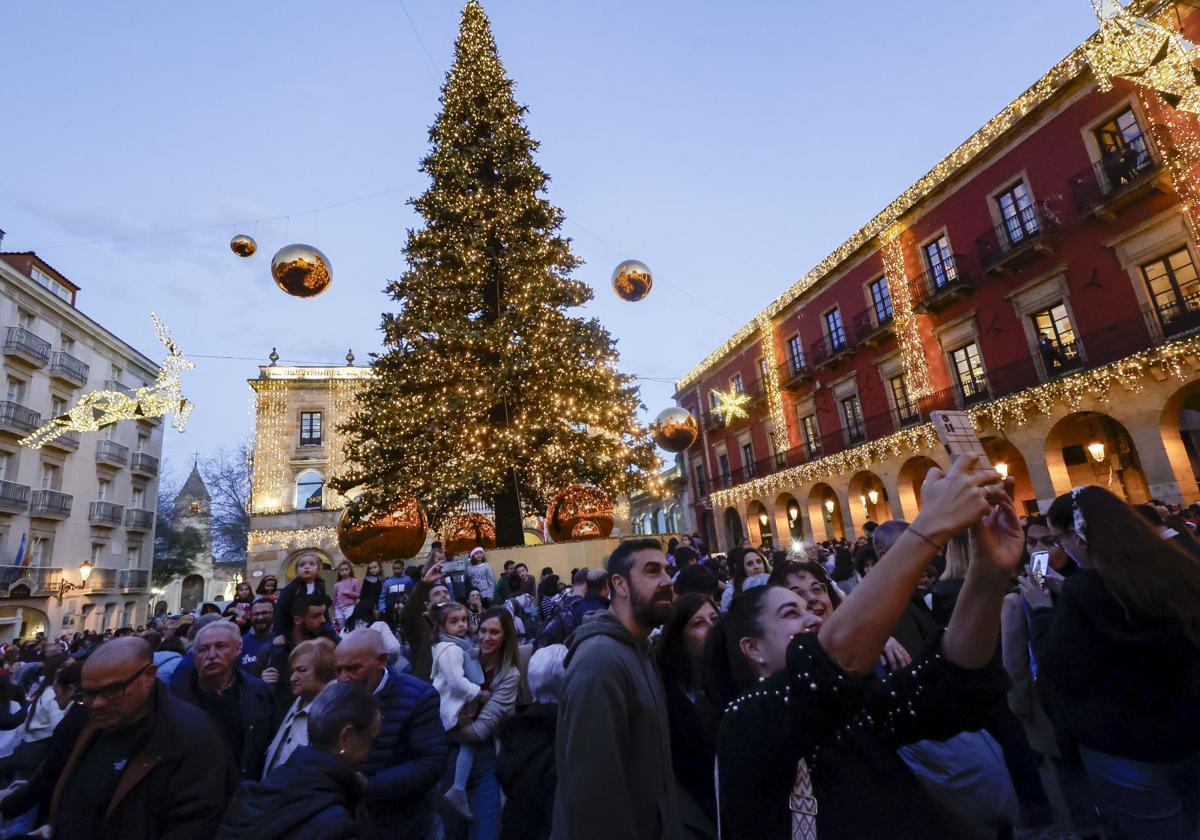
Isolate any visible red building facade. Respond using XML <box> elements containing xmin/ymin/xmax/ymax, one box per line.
<box><xmin>676</xmin><ymin>1</ymin><xmax>1200</xmax><ymax>551</ymax></box>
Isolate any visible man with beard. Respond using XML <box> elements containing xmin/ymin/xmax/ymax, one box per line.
<box><xmin>239</xmin><ymin>599</ymin><xmax>276</xmax><ymax>676</ymax></box>
<box><xmin>551</xmin><ymin>539</ymin><xmax>680</xmax><ymax>840</ymax></box>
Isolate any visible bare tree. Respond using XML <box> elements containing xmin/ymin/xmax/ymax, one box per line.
<box><xmin>202</xmin><ymin>443</ymin><xmax>252</xmax><ymax>567</ymax></box>
<box><xmin>153</xmin><ymin>461</ymin><xmax>203</xmax><ymax>586</ymax></box>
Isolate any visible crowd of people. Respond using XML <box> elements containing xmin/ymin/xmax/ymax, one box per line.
<box><xmin>0</xmin><ymin>456</ymin><xmax>1196</xmax><ymax>838</ymax></box>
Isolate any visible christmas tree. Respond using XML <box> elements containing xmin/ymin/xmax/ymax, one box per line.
<box><xmin>334</xmin><ymin>0</ymin><xmax>659</xmax><ymax>547</ymax></box>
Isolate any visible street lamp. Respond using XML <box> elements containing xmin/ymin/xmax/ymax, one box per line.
<box><xmin>824</xmin><ymin>498</ymin><xmax>836</xmax><ymax>514</ymax></box>
<box><xmin>867</xmin><ymin>489</ymin><xmax>880</xmax><ymax>506</ymax></box>
<box><xmin>54</xmin><ymin>560</ymin><xmax>93</xmax><ymax>604</ymax></box>
<box><xmin>1087</xmin><ymin>441</ymin><xmax>1107</xmax><ymax>463</ymax></box>
<box><xmin>995</xmin><ymin>462</ymin><xmax>1009</xmax><ymax>479</ymax></box>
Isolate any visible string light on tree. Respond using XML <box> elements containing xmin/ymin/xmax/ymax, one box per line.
<box><xmin>21</xmin><ymin>313</ymin><xmax>193</xmax><ymax>449</ymax></box>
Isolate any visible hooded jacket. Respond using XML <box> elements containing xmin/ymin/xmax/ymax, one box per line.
<box><xmin>1030</xmin><ymin>568</ymin><xmax>1200</xmax><ymax>762</ymax></box>
<box><xmin>217</xmin><ymin>745</ymin><xmax>370</xmax><ymax>840</ymax></box>
<box><xmin>551</xmin><ymin>610</ymin><xmax>679</xmax><ymax>840</ymax></box>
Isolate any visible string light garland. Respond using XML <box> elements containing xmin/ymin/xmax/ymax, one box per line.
<box><xmin>677</xmin><ymin>0</ymin><xmax>1168</xmax><ymax>393</ymax></box>
<box><xmin>21</xmin><ymin>313</ymin><xmax>193</xmax><ymax>449</ymax></box>
<box><xmin>711</xmin><ymin>387</ymin><xmax>753</xmax><ymax>424</ymax></box>
<box><xmin>882</xmin><ymin>225</ymin><xmax>932</xmax><ymax>398</ymax></box>
<box><xmin>249</xmin><ymin>378</ymin><xmax>289</xmax><ymax>513</ymax></box>
<box><xmin>709</xmin><ymin>329</ymin><xmax>1200</xmax><ymax>507</ymax></box>
<box><xmin>248</xmin><ymin>526</ymin><xmax>338</xmax><ymax>551</ymax></box>
<box><xmin>1086</xmin><ymin>0</ymin><xmax>1200</xmax><ymax>113</ymax></box>
<box><xmin>759</xmin><ymin>321</ymin><xmax>791</xmax><ymax>456</ymax></box>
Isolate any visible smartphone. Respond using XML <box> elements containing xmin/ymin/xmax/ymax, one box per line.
<box><xmin>1030</xmin><ymin>550</ymin><xmax>1049</xmax><ymax>587</ymax></box>
<box><xmin>931</xmin><ymin>410</ymin><xmax>1001</xmax><ymax>482</ymax></box>
<box><xmin>443</xmin><ymin>558</ymin><xmax>466</xmax><ymax>574</ymax></box>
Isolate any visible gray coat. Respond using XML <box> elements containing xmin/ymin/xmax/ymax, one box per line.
<box><xmin>551</xmin><ymin>610</ymin><xmax>680</xmax><ymax>840</ymax></box>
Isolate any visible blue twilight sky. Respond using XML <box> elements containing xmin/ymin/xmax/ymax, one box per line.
<box><xmin>1</xmin><ymin>1</ymin><xmax>1099</xmax><ymax>476</ymax></box>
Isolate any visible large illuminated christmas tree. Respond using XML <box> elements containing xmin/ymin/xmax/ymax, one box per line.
<box><xmin>335</xmin><ymin>0</ymin><xmax>658</xmax><ymax>547</ymax></box>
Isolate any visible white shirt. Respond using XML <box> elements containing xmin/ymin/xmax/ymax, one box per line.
<box><xmin>373</xmin><ymin>668</ymin><xmax>390</xmax><ymax>696</ymax></box>
<box><xmin>262</xmin><ymin>698</ymin><xmax>311</xmax><ymax>779</ymax></box>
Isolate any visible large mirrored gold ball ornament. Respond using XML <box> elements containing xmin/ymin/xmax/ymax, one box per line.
<box><xmin>547</xmin><ymin>484</ymin><xmax>614</xmax><ymax>543</ymax></box>
<box><xmin>650</xmin><ymin>406</ymin><xmax>699</xmax><ymax>453</ymax></box>
<box><xmin>442</xmin><ymin>512</ymin><xmax>497</xmax><ymax>556</ymax></box>
<box><xmin>230</xmin><ymin>234</ymin><xmax>257</xmax><ymax>258</ymax></box>
<box><xmin>611</xmin><ymin>259</ymin><xmax>653</xmax><ymax>302</ymax></box>
<box><xmin>337</xmin><ymin>498</ymin><xmax>428</xmax><ymax>564</ymax></box>
<box><xmin>271</xmin><ymin>243</ymin><xmax>332</xmax><ymax>298</ymax></box>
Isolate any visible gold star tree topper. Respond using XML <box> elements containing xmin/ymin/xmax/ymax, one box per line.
<box><xmin>712</xmin><ymin>387</ymin><xmax>752</xmax><ymax>423</ymax></box>
<box><xmin>20</xmin><ymin>313</ymin><xmax>193</xmax><ymax>449</ymax></box>
<box><xmin>1085</xmin><ymin>0</ymin><xmax>1200</xmax><ymax>113</ymax></box>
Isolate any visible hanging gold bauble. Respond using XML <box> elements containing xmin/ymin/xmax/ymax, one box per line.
<box><xmin>271</xmin><ymin>243</ymin><xmax>332</xmax><ymax>298</ymax></box>
<box><xmin>337</xmin><ymin>498</ymin><xmax>428</xmax><ymax>564</ymax></box>
<box><xmin>547</xmin><ymin>484</ymin><xmax>614</xmax><ymax>542</ymax></box>
<box><xmin>230</xmin><ymin>234</ymin><xmax>257</xmax><ymax>258</ymax></box>
<box><xmin>611</xmin><ymin>259</ymin><xmax>653</xmax><ymax>302</ymax></box>
<box><xmin>650</xmin><ymin>406</ymin><xmax>699</xmax><ymax>452</ymax></box>
<box><xmin>442</xmin><ymin>512</ymin><xmax>497</xmax><ymax>556</ymax></box>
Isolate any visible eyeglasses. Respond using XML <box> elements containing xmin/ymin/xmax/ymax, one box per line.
<box><xmin>1025</xmin><ymin>535</ymin><xmax>1058</xmax><ymax>547</ymax></box>
<box><xmin>79</xmin><ymin>663</ymin><xmax>151</xmax><ymax>704</ymax></box>
<box><xmin>791</xmin><ymin>582</ymin><xmax>829</xmax><ymax>598</ymax></box>
<box><xmin>1050</xmin><ymin>530</ymin><xmax>1078</xmax><ymax>549</ymax></box>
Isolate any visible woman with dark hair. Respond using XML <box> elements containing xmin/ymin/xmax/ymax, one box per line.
<box><xmin>443</xmin><ymin>606</ymin><xmax>521</xmax><ymax>840</ymax></box>
<box><xmin>218</xmin><ymin>682</ymin><xmax>380</xmax><ymax>839</ymax></box>
<box><xmin>657</xmin><ymin>594</ymin><xmax>719</xmax><ymax>838</ymax></box>
<box><xmin>831</xmin><ymin>544</ymin><xmax>858</xmax><ymax>594</ymax></box>
<box><xmin>224</xmin><ymin>581</ymin><xmax>256</xmax><ymax>631</ymax></box>
<box><xmin>537</xmin><ymin>575</ymin><xmax>559</xmax><ymax>622</ymax></box>
<box><xmin>707</xmin><ymin>457</ymin><xmax>1020</xmax><ymax>839</ymax></box>
<box><xmin>719</xmin><ymin>547</ymin><xmax>770</xmax><ymax>613</ymax></box>
<box><xmin>1023</xmin><ymin>485</ymin><xmax>1200</xmax><ymax>839</ymax></box>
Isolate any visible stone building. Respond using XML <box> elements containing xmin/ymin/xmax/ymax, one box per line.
<box><xmin>157</xmin><ymin>463</ymin><xmax>240</xmax><ymax>614</ymax></box>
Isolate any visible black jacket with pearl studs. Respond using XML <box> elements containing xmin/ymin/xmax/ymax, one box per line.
<box><xmin>716</xmin><ymin>632</ymin><xmax>1007</xmax><ymax>840</ymax></box>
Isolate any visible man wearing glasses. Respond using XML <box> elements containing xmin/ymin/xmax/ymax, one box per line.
<box><xmin>0</xmin><ymin>637</ymin><xmax>229</xmax><ymax>838</ymax></box>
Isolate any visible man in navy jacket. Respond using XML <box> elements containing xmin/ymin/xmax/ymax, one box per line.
<box><xmin>335</xmin><ymin>628</ymin><xmax>448</xmax><ymax>838</ymax></box>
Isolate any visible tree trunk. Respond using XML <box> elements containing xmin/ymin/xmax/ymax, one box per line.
<box><xmin>493</xmin><ymin>481</ymin><xmax>525</xmax><ymax>548</ymax></box>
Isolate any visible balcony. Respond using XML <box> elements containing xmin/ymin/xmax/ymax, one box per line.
<box><xmin>703</xmin><ymin>411</ymin><xmax>725</xmax><ymax>433</ymax></box>
<box><xmin>48</xmin><ymin>351</ymin><xmax>89</xmax><ymax>388</ymax></box>
<box><xmin>0</xmin><ymin>481</ymin><xmax>30</xmax><ymax>514</ymax></box>
<box><xmin>810</xmin><ymin>330</ymin><xmax>855</xmax><ymax>370</ymax></box>
<box><xmin>88</xmin><ymin>500</ymin><xmax>124</xmax><ymax>528</ymax></box>
<box><xmin>118</xmin><ymin>568</ymin><xmax>150</xmax><ymax>591</ymax></box>
<box><xmin>103</xmin><ymin>379</ymin><xmax>134</xmax><ymax>397</ymax></box>
<box><xmin>0</xmin><ymin>566</ymin><xmax>62</xmax><ymax>597</ymax></box>
<box><xmin>130</xmin><ymin>452</ymin><xmax>160</xmax><ymax>477</ymax></box>
<box><xmin>746</xmin><ymin>378</ymin><xmax>768</xmax><ymax>407</ymax></box>
<box><xmin>778</xmin><ymin>358</ymin><xmax>813</xmax><ymax>390</ymax></box>
<box><xmin>976</xmin><ymin>201</ymin><xmax>1061</xmax><ymax>275</ymax></box>
<box><xmin>124</xmin><ymin>508</ymin><xmax>154</xmax><ymax>532</ymax></box>
<box><xmin>43</xmin><ymin>430</ymin><xmax>80</xmax><ymax>453</ymax></box>
<box><xmin>913</xmin><ymin>255</ymin><xmax>976</xmax><ymax>314</ymax></box>
<box><xmin>95</xmin><ymin>440</ymin><xmax>130</xmax><ymax>468</ymax></box>
<box><xmin>87</xmin><ymin>567</ymin><xmax>119</xmax><ymax>591</ymax></box>
<box><xmin>30</xmin><ymin>489</ymin><xmax>72</xmax><ymax>520</ymax></box>
<box><xmin>1151</xmin><ymin>292</ymin><xmax>1200</xmax><ymax>341</ymax></box>
<box><xmin>853</xmin><ymin>308</ymin><xmax>894</xmax><ymax>347</ymax></box>
<box><xmin>1068</xmin><ymin>136</ymin><xmax>1166</xmax><ymax>221</ymax></box>
<box><xmin>0</xmin><ymin>402</ymin><xmax>42</xmax><ymax>437</ymax></box>
<box><xmin>3</xmin><ymin>327</ymin><xmax>51</xmax><ymax>368</ymax></box>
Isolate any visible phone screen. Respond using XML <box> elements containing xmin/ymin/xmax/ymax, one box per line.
<box><xmin>1030</xmin><ymin>550</ymin><xmax>1050</xmax><ymax>586</ymax></box>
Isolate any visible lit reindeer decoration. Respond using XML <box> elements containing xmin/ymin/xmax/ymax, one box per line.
<box><xmin>20</xmin><ymin>313</ymin><xmax>194</xmax><ymax>449</ymax></box>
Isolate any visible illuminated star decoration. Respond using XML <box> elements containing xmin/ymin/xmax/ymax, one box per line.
<box><xmin>712</xmin><ymin>387</ymin><xmax>752</xmax><ymax>424</ymax></box>
<box><xmin>20</xmin><ymin>313</ymin><xmax>194</xmax><ymax>449</ymax></box>
<box><xmin>1085</xmin><ymin>0</ymin><xmax>1200</xmax><ymax>113</ymax></box>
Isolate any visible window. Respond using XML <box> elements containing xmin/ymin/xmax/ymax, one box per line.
<box><xmin>40</xmin><ymin>463</ymin><xmax>60</xmax><ymax>491</ymax></box>
<box><xmin>741</xmin><ymin>441</ymin><xmax>756</xmax><ymax>477</ymax></box>
<box><xmin>5</xmin><ymin>378</ymin><xmax>25</xmax><ymax>404</ymax></box>
<box><xmin>30</xmin><ymin>538</ymin><xmax>47</xmax><ymax>568</ymax></box>
<box><xmin>800</xmin><ymin>414</ymin><xmax>822</xmax><ymax>458</ymax></box>
<box><xmin>17</xmin><ymin>311</ymin><xmax>33</xmax><ymax>331</ymax></box>
<box><xmin>60</xmin><ymin>335</ymin><xmax>75</xmax><ymax>354</ymax></box>
<box><xmin>136</xmin><ymin>434</ymin><xmax>148</xmax><ymax>453</ymax></box>
<box><xmin>127</xmin><ymin>544</ymin><xmax>141</xmax><ymax>569</ymax></box>
<box><xmin>996</xmin><ymin>181</ymin><xmax>1038</xmax><ymax>245</ymax></box>
<box><xmin>32</xmin><ymin>269</ymin><xmax>72</xmax><ymax>302</ymax></box>
<box><xmin>840</xmin><ymin>395</ymin><xmax>866</xmax><ymax>444</ymax></box>
<box><xmin>0</xmin><ymin>453</ymin><xmax>10</xmax><ymax>482</ymax></box>
<box><xmin>110</xmin><ymin>365</ymin><xmax>123</xmax><ymax>380</ymax></box>
<box><xmin>1094</xmin><ymin>107</ymin><xmax>1150</xmax><ymax>171</ymax></box>
<box><xmin>97</xmin><ymin>478</ymin><xmax>112</xmax><ymax>501</ymax></box>
<box><xmin>708</xmin><ymin>391</ymin><xmax>720</xmax><ymax>410</ymax></box>
<box><xmin>1031</xmin><ymin>303</ymin><xmax>1080</xmax><ymax>374</ymax></box>
<box><xmin>91</xmin><ymin>544</ymin><xmax>104</xmax><ymax>567</ymax></box>
<box><xmin>294</xmin><ymin>469</ymin><xmax>324</xmax><ymax>510</ymax></box>
<box><xmin>1142</xmin><ymin>248</ymin><xmax>1200</xmax><ymax>331</ymax></box>
<box><xmin>132</xmin><ymin>487</ymin><xmax>145</xmax><ymax>509</ymax></box>
<box><xmin>890</xmin><ymin>375</ymin><xmax>919</xmax><ymax>424</ymax></box>
<box><xmin>694</xmin><ymin>465</ymin><xmax>707</xmax><ymax>498</ymax></box>
<box><xmin>730</xmin><ymin>374</ymin><xmax>744</xmax><ymax>394</ymax></box>
<box><xmin>758</xmin><ymin>357</ymin><xmax>769</xmax><ymax>379</ymax></box>
<box><xmin>924</xmin><ymin>235</ymin><xmax>957</xmax><ymax>288</ymax></box>
<box><xmin>950</xmin><ymin>343</ymin><xmax>989</xmax><ymax>402</ymax></box>
<box><xmin>300</xmin><ymin>411</ymin><xmax>323</xmax><ymax>446</ymax></box>
<box><xmin>824</xmin><ymin>309</ymin><xmax>846</xmax><ymax>350</ymax></box>
<box><xmin>868</xmin><ymin>277</ymin><xmax>893</xmax><ymax>324</ymax></box>
<box><xmin>786</xmin><ymin>336</ymin><xmax>805</xmax><ymax>374</ymax></box>
<box><xmin>771</xmin><ymin>436</ymin><xmax>786</xmax><ymax>469</ymax></box>
<box><xmin>717</xmin><ymin>453</ymin><xmax>731</xmax><ymax>487</ymax></box>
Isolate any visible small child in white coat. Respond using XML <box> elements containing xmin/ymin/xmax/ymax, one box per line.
<box><xmin>431</xmin><ymin>602</ymin><xmax>488</xmax><ymax>821</ymax></box>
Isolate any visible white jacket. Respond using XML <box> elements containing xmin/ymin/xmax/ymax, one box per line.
<box><xmin>431</xmin><ymin>641</ymin><xmax>481</xmax><ymax>731</ymax></box>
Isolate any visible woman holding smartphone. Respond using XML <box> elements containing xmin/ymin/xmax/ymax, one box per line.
<box><xmin>1021</xmin><ymin>486</ymin><xmax>1200</xmax><ymax>839</ymax></box>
